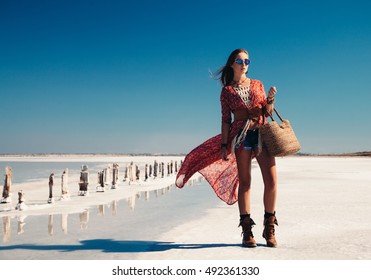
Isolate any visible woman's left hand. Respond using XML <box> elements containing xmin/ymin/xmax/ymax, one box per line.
<box><xmin>268</xmin><ymin>86</ymin><xmax>277</xmax><ymax>99</ymax></box>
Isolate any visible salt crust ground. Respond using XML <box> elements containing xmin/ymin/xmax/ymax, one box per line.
<box><xmin>1</xmin><ymin>155</ymin><xmax>371</xmax><ymax>260</ymax></box>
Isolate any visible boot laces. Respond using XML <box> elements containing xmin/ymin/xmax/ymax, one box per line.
<box><xmin>239</xmin><ymin>218</ymin><xmax>256</xmax><ymax>238</ymax></box>
<box><xmin>265</xmin><ymin>217</ymin><xmax>278</xmax><ymax>237</ymax></box>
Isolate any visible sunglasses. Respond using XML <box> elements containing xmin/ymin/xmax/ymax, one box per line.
<box><xmin>235</xmin><ymin>58</ymin><xmax>250</xmax><ymax>65</ymax></box>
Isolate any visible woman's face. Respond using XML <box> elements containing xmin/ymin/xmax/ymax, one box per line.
<box><xmin>231</xmin><ymin>51</ymin><xmax>249</xmax><ymax>76</ymax></box>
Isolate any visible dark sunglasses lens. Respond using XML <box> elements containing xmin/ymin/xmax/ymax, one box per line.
<box><xmin>245</xmin><ymin>59</ymin><xmax>250</xmax><ymax>65</ymax></box>
<box><xmin>235</xmin><ymin>58</ymin><xmax>243</xmax><ymax>65</ymax></box>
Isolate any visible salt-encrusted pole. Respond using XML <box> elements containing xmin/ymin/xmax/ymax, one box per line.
<box><xmin>167</xmin><ymin>162</ymin><xmax>170</xmax><ymax>176</ymax></box>
<box><xmin>161</xmin><ymin>162</ymin><xmax>164</xmax><ymax>178</ymax></box>
<box><xmin>149</xmin><ymin>164</ymin><xmax>153</xmax><ymax>177</ymax></box>
<box><xmin>61</xmin><ymin>169</ymin><xmax>70</xmax><ymax>200</ymax></box>
<box><xmin>1</xmin><ymin>166</ymin><xmax>12</xmax><ymax>203</ymax></box>
<box><xmin>103</xmin><ymin>165</ymin><xmax>111</xmax><ymax>186</ymax></box>
<box><xmin>128</xmin><ymin>162</ymin><xmax>135</xmax><ymax>184</ymax></box>
<box><xmin>175</xmin><ymin>161</ymin><xmax>178</xmax><ymax>173</ymax></box>
<box><xmin>78</xmin><ymin>165</ymin><xmax>89</xmax><ymax>196</ymax></box>
<box><xmin>47</xmin><ymin>173</ymin><xmax>55</xmax><ymax>204</ymax></box>
<box><xmin>97</xmin><ymin>171</ymin><xmax>105</xmax><ymax>192</ymax></box>
<box><xmin>112</xmin><ymin>163</ymin><xmax>119</xmax><ymax>189</ymax></box>
<box><xmin>153</xmin><ymin>160</ymin><xmax>158</xmax><ymax>178</ymax></box>
<box><xmin>144</xmin><ymin>164</ymin><xmax>148</xmax><ymax>181</ymax></box>
<box><xmin>135</xmin><ymin>164</ymin><xmax>140</xmax><ymax>181</ymax></box>
<box><xmin>15</xmin><ymin>190</ymin><xmax>27</xmax><ymax>210</ymax></box>
<box><xmin>123</xmin><ymin>165</ymin><xmax>128</xmax><ymax>182</ymax></box>
<box><xmin>170</xmin><ymin>160</ymin><xmax>174</xmax><ymax>174</ymax></box>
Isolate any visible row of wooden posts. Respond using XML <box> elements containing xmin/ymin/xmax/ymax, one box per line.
<box><xmin>1</xmin><ymin>160</ymin><xmax>183</xmax><ymax>208</ymax></box>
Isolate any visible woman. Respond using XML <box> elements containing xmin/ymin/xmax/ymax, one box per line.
<box><xmin>176</xmin><ymin>48</ymin><xmax>278</xmax><ymax>248</ymax></box>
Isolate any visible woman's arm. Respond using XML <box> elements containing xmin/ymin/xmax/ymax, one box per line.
<box><xmin>266</xmin><ymin>86</ymin><xmax>277</xmax><ymax>114</ymax></box>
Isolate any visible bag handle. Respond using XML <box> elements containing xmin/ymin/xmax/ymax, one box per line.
<box><xmin>264</xmin><ymin>107</ymin><xmax>284</xmax><ymax>123</ymax></box>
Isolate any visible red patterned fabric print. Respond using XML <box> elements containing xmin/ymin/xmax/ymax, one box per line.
<box><xmin>175</xmin><ymin>79</ymin><xmax>267</xmax><ymax>205</ymax></box>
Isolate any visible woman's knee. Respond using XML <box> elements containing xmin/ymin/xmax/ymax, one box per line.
<box><xmin>239</xmin><ymin>180</ymin><xmax>252</xmax><ymax>192</ymax></box>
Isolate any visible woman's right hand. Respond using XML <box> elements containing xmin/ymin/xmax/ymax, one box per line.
<box><xmin>221</xmin><ymin>147</ymin><xmax>229</xmax><ymax>161</ymax></box>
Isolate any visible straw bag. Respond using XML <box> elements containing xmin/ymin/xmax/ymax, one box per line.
<box><xmin>260</xmin><ymin>108</ymin><xmax>301</xmax><ymax>157</ymax></box>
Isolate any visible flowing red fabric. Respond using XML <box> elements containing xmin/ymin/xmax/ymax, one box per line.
<box><xmin>176</xmin><ymin>80</ymin><xmax>267</xmax><ymax>205</ymax></box>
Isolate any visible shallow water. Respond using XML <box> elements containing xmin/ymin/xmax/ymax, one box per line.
<box><xmin>0</xmin><ymin>179</ymin><xmax>222</xmax><ymax>259</ymax></box>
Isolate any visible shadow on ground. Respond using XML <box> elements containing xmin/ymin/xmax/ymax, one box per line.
<box><xmin>0</xmin><ymin>239</ymin><xmax>248</xmax><ymax>253</ymax></box>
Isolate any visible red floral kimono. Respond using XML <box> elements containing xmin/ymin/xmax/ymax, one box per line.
<box><xmin>175</xmin><ymin>79</ymin><xmax>268</xmax><ymax>205</ymax></box>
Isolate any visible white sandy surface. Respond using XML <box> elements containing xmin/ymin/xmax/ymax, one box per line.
<box><xmin>1</xmin><ymin>155</ymin><xmax>371</xmax><ymax>262</ymax></box>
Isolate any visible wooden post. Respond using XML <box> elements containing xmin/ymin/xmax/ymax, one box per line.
<box><xmin>123</xmin><ymin>165</ymin><xmax>128</xmax><ymax>182</ymax></box>
<box><xmin>1</xmin><ymin>166</ymin><xmax>12</xmax><ymax>203</ymax></box>
<box><xmin>47</xmin><ymin>173</ymin><xmax>55</xmax><ymax>203</ymax></box>
<box><xmin>153</xmin><ymin>160</ymin><xmax>158</xmax><ymax>178</ymax></box>
<box><xmin>112</xmin><ymin>163</ymin><xmax>119</xmax><ymax>189</ymax></box>
<box><xmin>145</xmin><ymin>164</ymin><xmax>148</xmax><ymax>181</ymax></box>
<box><xmin>135</xmin><ymin>164</ymin><xmax>140</xmax><ymax>181</ymax></box>
<box><xmin>97</xmin><ymin>171</ymin><xmax>105</xmax><ymax>192</ymax></box>
<box><xmin>149</xmin><ymin>164</ymin><xmax>153</xmax><ymax>177</ymax></box>
<box><xmin>61</xmin><ymin>169</ymin><xmax>70</xmax><ymax>200</ymax></box>
<box><xmin>15</xmin><ymin>190</ymin><xmax>27</xmax><ymax>210</ymax></box>
<box><xmin>79</xmin><ymin>165</ymin><xmax>89</xmax><ymax>196</ymax></box>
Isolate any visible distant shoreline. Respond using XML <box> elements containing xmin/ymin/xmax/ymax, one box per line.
<box><xmin>0</xmin><ymin>153</ymin><xmax>187</xmax><ymax>158</ymax></box>
<box><xmin>0</xmin><ymin>152</ymin><xmax>370</xmax><ymax>158</ymax></box>
<box><xmin>295</xmin><ymin>151</ymin><xmax>371</xmax><ymax>157</ymax></box>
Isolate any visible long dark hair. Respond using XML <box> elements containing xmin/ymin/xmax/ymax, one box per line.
<box><xmin>213</xmin><ymin>48</ymin><xmax>248</xmax><ymax>86</ymax></box>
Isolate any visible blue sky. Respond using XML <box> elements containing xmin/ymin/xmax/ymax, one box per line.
<box><xmin>1</xmin><ymin>0</ymin><xmax>370</xmax><ymax>154</ymax></box>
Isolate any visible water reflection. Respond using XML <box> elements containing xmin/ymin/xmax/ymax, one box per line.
<box><xmin>48</xmin><ymin>215</ymin><xmax>53</xmax><ymax>236</ymax></box>
<box><xmin>80</xmin><ymin>209</ymin><xmax>89</xmax><ymax>230</ymax></box>
<box><xmin>98</xmin><ymin>204</ymin><xmax>105</xmax><ymax>216</ymax></box>
<box><xmin>2</xmin><ymin>216</ymin><xmax>10</xmax><ymax>242</ymax></box>
<box><xmin>111</xmin><ymin>200</ymin><xmax>117</xmax><ymax>216</ymax></box>
<box><xmin>17</xmin><ymin>215</ymin><xmax>27</xmax><ymax>235</ymax></box>
<box><xmin>61</xmin><ymin>214</ymin><xmax>68</xmax><ymax>234</ymax></box>
<box><xmin>1</xmin><ymin>177</ymin><xmax>204</xmax><ymax>242</ymax></box>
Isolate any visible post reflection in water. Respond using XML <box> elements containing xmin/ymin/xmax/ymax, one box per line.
<box><xmin>61</xmin><ymin>214</ymin><xmax>68</xmax><ymax>235</ymax></box>
<box><xmin>111</xmin><ymin>200</ymin><xmax>117</xmax><ymax>216</ymax></box>
<box><xmin>1</xmin><ymin>178</ymin><xmax>204</xmax><ymax>242</ymax></box>
<box><xmin>98</xmin><ymin>204</ymin><xmax>105</xmax><ymax>216</ymax></box>
<box><xmin>80</xmin><ymin>209</ymin><xmax>89</xmax><ymax>230</ymax></box>
<box><xmin>48</xmin><ymin>214</ymin><xmax>53</xmax><ymax>236</ymax></box>
<box><xmin>17</xmin><ymin>215</ymin><xmax>27</xmax><ymax>235</ymax></box>
<box><xmin>2</xmin><ymin>216</ymin><xmax>11</xmax><ymax>242</ymax></box>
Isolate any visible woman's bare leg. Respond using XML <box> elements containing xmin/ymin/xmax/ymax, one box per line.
<box><xmin>256</xmin><ymin>148</ymin><xmax>277</xmax><ymax>213</ymax></box>
<box><xmin>236</xmin><ymin>149</ymin><xmax>253</xmax><ymax>215</ymax></box>
<box><xmin>256</xmin><ymin>148</ymin><xmax>278</xmax><ymax>247</ymax></box>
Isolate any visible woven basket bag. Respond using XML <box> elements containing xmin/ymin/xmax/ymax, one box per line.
<box><xmin>260</xmin><ymin>108</ymin><xmax>301</xmax><ymax>157</ymax></box>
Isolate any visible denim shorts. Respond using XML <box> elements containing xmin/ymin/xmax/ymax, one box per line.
<box><xmin>235</xmin><ymin>129</ymin><xmax>259</xmax><ymax>150</ymax></box>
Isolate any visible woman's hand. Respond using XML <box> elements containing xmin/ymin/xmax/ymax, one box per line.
<box><xmin>268</xmin><ymin>86</ymin><xmax>277</xmax><ymax>99</ymax></box>
<box><xmin>221</xmin><ymin>147</ymin><xmax>229</xmax><ymax>161</ymax></box>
